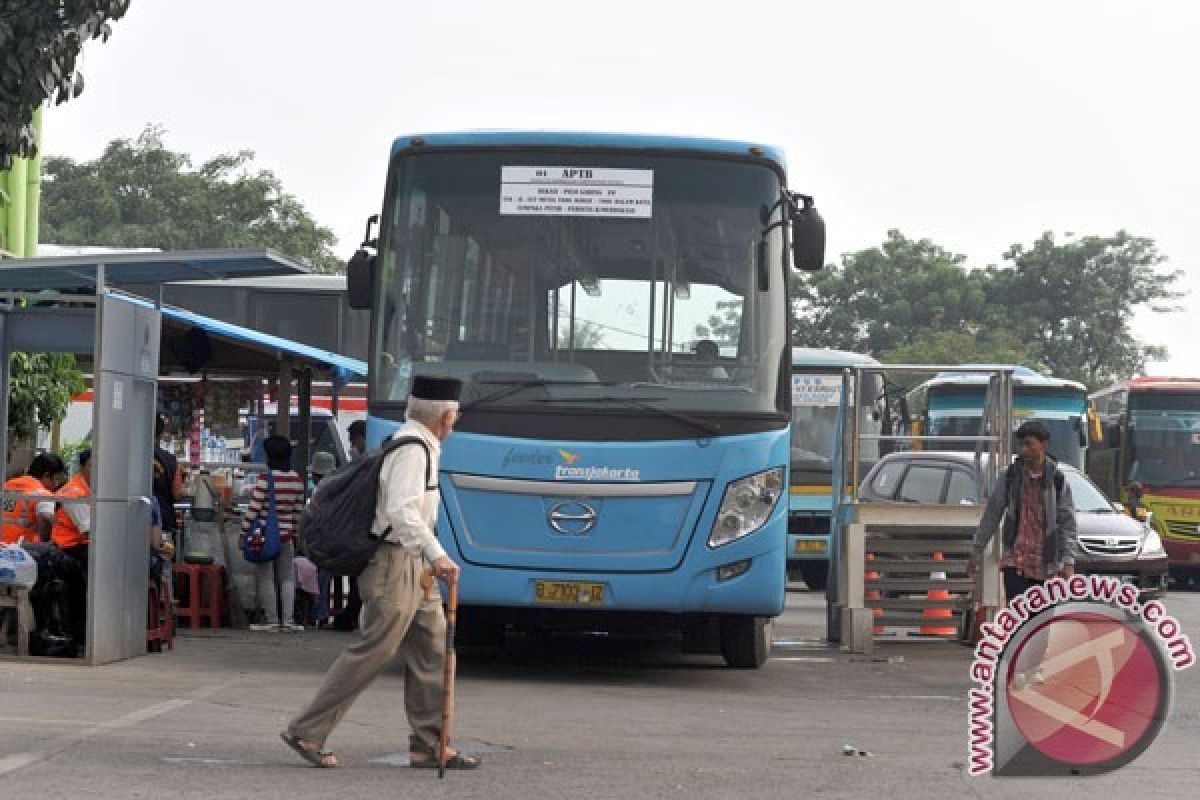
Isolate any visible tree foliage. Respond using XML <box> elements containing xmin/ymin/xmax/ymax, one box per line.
<box><xmin>793</xmin><ymin>231</ymin><xmax>994</xmax><ymax>355</ymax></box>
<box><xmin>0</xmin><ymin>0</ymin><xmax>131</xmax><ymax>169</ymax></box>
<box><xmin>792</xmin><ymin>229</ymin><xmax>1183</xmax><ymax>388</ymax></box>
<box><xmin>41</xmin><ymin>126</ymin><xmax>344</xmax><ymax>272</ymax></box>
<box><xmin>557</xmin><ymin>321</ymin><xmax>605</xmax><ymax>350</ymax></box>
<box><xmin>992</xmin><ymin>232</ymin><xmax>1182</xmax><ymax>387</ymax></box>
<box><xmin>8</xmin><ymin>352</ymin><xmax>86</xmax><ymax>444</ymax></box>
<box><xmin>694</xmin><ymin>299</ymin><xmax>741</xmax><ymax>347</ymax></box>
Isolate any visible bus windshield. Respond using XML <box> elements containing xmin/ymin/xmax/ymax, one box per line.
<box><xmin>371</xmin><ymin>151</ymin><xmax>789</xmax><ymax>436</ymax></box>
<box><xmin>1128</xmin><ymin>392</ymin><xmax>1200</xmax><ymax>486</ymax></box>
<box><xmin>927</xmin><ymin>414</ymin><xmax>1086</xmax><ymax>468</ymax></box>
<box><xmin>790</xmin><ymin>372</ymin><xmax>881</xmax><ymax>471</ymax></box>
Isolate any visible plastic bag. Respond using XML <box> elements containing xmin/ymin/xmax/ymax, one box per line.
<box><xmin>0</xmin><ymin>543</ymin><xmax>38</xmax><ymax>588</ymax></box>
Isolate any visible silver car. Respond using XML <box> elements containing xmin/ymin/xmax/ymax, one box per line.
<box><xmin>858</xmin><ymin>451</ymin><xmax>1169</xmax><ymax>597</ymax></box>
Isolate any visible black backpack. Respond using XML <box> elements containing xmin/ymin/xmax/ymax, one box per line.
<box><xmin>299</xmin><ymin>436</ymin><xmax>432</xmax><ymax>576</ymax></box>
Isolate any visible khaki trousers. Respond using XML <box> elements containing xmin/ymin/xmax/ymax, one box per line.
<box><xmin>287</xmin><ymin>545</ymin><xmax>446</xmax><ymax>750</ymax></box>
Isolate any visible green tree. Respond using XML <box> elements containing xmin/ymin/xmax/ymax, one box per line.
<box><xmin>879</xmin><ymin>329</ymin><xmax>1036</xmax><ymax>368</ymax></box>
<box><xmin>994</xmin><ymin>232</ymin><xmax>1182</xmax><ymax>387</ymax></box>
<box><xmin>41</xmin><ymin>126</ymin><xmax>344</xmax><ymax>272</ymax></box>
<box><xmin>556</xmin><ymin>320</ymin><xmax>605</xmax><ymax>349</ymax></box>
<box><xmin>0</xmin><ymin>0</ymin><xmax>131</xmax><ymax>168</ymax></box>
<box><xmin>7</xmin><ymin>352</ymin><xmax>86</xmax><ymax>462</ymax></box>
<box><xmin>792</xmin><ymin>230</ymin><xmax>994</xmax><ymax>356</ymax></box>
<box><xmin>694</xmin><ymin>299</ymin><xmax>741</xmax><ymax>348</ymax></box>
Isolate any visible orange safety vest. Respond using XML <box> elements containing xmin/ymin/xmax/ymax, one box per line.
<box><xmin>51</xmin><ymin>474</ymin><xmax>91</xmax><ymax>550</ymax></box>
<box><xmin>1</xmin><ymin>475</ymin><xmax>50</xmax><ymax>545</ymax></box>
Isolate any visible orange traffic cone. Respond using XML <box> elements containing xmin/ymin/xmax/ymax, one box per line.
<box><xmin>920</xmin><ymin>551</ymin><xmax>957</xmax><ymax>636</ymax></box>
<box><xmin>865</xmin><ymin>553</ymin><xmax>884</xmax><ymax>635</ymax></box>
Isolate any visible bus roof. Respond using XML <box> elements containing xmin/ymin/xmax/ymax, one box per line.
<box><xmin>922</xmin><ymin>365</ymin><xmax>1086</xmax><ymax>392</ymax></box>
<box><xmin>389</xmin><ymin>131</ymin><xmax>787</xmax><ymax>171</ymax></box>
<box><xmin>1092</xmin><ymin>376</ymin><xmax>1200</xmax><ymax>397</ymax></box>
<box><xmin>791</xmin><ymin>347</ymin><xmax>879</xmax><ymax>368</ymax></box>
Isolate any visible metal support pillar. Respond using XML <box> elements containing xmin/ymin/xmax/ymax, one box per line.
<box><xmin>296</xmin><ymin>367</ymin><xmax>312</xmax><ymax>493</ymax></box>
<box><xmin>0</xmin><ymin>314</ymin><xmax>9</xmax><ymax>482</ymax></box>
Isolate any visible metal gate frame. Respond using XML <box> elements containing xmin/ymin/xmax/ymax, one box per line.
<box><xmin>827</xmin><ymin>365</ymin><xmax>1013</xmax><ymax>653</ymax></box>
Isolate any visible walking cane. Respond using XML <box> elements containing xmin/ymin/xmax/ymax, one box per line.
<box><xmin>438</xmin><ymin>574</ymin><xmax>459</xmax><ymax>779</ymax></box>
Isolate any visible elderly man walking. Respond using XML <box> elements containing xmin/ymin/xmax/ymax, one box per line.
<box><xmin>970</xmin><ymin>420</ymin><xmax>1079</xmax><ymax>601</ymax></box>
<box><xmin>281</xmin><ymin>376</ymin><xmax>480</xmax><ymax>770</ymax></box>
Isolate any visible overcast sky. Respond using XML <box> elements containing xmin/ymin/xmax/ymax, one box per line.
<box><xmin>41</xmin><ymin>0</ymin><xmax>1200</xmax><ymax>376</ymax></box>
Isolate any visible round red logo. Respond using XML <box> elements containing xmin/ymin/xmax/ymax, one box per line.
<box><xmin>1005</xmin><ymin>611</ymin><xmax>1165</xmax><ymax>767</ymax></box>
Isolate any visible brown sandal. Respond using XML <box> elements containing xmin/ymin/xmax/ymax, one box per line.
<box><xmin>280</xmin><ymin>732</ymin><xmax>340</xmax><ymax>768</ymax></box>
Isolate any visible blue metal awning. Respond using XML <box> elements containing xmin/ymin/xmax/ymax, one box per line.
<box><xmin>158</xmin><ymin>304</ymin><xmax>367</xmax><ymax>382</ymax></box>
<box><xmin>0</xmin><ymin>249</ymin><xmax>309</xmax><ymax>290</ymax></box>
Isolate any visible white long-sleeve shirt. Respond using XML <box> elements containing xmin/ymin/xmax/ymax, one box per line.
<box><xmin>371</xmin><ymin>420</ymin><xmax>446</xmax><ymax>564</ymax></box>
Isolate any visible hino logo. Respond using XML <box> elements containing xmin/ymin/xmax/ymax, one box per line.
<box><xmin>547</xmin><ymin>501</ymin><xmax>598</xmax><ymax>535</ymax></box>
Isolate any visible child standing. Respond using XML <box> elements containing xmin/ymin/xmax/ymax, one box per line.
<box><xmin>240</xmin><ymin>436</ymin><xmax>305</xmax><ymax>632</ymax></box>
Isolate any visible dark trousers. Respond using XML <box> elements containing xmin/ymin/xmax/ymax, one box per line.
<box><xmin>331</xmin><ymin>577</ymin><xmax>361</xmax><ymax>631</ymax></box>
<box><xmin>62</xmin><ymin>543</ymin><xmax>89</xmax><ymax>647</ymax></box>
<box><xmin>1002</xmin><ymin>567</ymin><xmax>1041</xmax><ymax>603</ymax></box>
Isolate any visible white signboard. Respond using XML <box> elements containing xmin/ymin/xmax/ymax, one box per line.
<box><xmin>792</xmin><ymin>374</ymin><xmax>844</xmax><ymax>407</ymax></box>
<box><xmin>500</xmin><ymin>166</ymin><xmax>653</xmax><ymax>218</ymax></box>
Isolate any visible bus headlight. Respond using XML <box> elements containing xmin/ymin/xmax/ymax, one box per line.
<box><xmin>709</xmin><ymin>468</ymin><xmax>784</xmax><ymax>548</ymax></box>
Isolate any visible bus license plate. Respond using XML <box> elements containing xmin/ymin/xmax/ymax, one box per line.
<box><xmin>535</xmin><ymin>580</ymin><xmax>605</xmax><ymax>606</ymax></box>
<box><xmin>796</xmin><ymin>540</ymin><xmax>826</xmax><ymax>553</ymax></box>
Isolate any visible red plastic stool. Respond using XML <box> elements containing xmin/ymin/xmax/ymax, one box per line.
<box><xmin>174</xmin><ymin>563</ymin><xmax>228</xmax><ymax>629</ymax></box>
<box><xmin>147</xmin><ymin>576</ymin><xmax>174</xmax><ymax>652</ymax></box>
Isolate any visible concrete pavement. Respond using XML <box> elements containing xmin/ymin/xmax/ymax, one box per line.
<box><xmin>0</xmin><ymin>588</ymin><xmax>1197</xmax><ymax>799</ymax></box>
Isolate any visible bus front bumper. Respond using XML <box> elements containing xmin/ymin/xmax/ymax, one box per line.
<box><xmin>450</xmin><ymin>537</ymin><xmax>786</xmax><ymax>618</ymax></box>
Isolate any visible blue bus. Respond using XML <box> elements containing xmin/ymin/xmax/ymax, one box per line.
<box><xmin>346</xmin><ymin>131</ymin><xmax>825</xmax><ymax>667</ymax></box>
<box><xmin>907</xmin><ymin>365</ymin><xmax>1092</xmax><ymax>469</ymax></box>
<box><xmin>788</xmin><ymin>348</ymin><xmax>882</xmax><ymax>589</ymax></box>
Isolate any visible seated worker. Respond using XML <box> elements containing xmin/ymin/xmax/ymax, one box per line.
<box><xmin>2</xmin><ymin>452</ymin><xmax>67</xmax><ymax>545</ymax></box>
<box><xmin>52</xmin><ymin>449</ymin><xmax>93</xmax><ymax>649</ymax></box>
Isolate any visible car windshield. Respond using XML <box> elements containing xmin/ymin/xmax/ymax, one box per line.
<box><xmin>372</xmin><ymin>151</ymin><xmax>789</xmax><ymax>423</ymax></box>
<box><xmin>1062</xmin><ymin>469</ymin><xmax>1116</xmax><ymax>513</ymax></box>
<box><xmin>927</xmin><ymin>414</ymin><xmax>1086</xmax><ymax>469</ymax></box>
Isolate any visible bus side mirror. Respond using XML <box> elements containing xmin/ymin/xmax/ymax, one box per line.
<box><xmin>347</xmin><ymin>249</ymin><xmax>375</xmax><ymax>309</ymax></box>
<box><xmin>790</xmin><ymin>194</ymin><xmax>825</xmax><ymax>272</ymax></box>
<box><xmin>347</xmin><ymin>214</ymin><xmax>379</xmax><ymax>310</ymax></box>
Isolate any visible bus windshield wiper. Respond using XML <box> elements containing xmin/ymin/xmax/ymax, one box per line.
<box><xmin>461</xmin><ymin>380</ymin><xmax>616</xmax><ymax>412</ymax></box>
<box><xmin>539</xmin><ymin>395</ymin><xmax>722</xmax><ymax>437</ymax></box>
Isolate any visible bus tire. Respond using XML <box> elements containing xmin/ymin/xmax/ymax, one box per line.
<box><xmin>720</xmin><ymin>615</ymin><xmax>770</xmax><ymax>668</ymax></box>
<box><xmin>798</xmin><ymin>560</ymin><xmax>829</xmax><ymax>591</ymax></box>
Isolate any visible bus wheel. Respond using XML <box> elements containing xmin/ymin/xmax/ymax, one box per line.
<box><xmin>720</xmin><ymin>615</ymin><xmax>770</xmax><ymax>668</ymax></box>
<box><xmin>798</xmin><ymin>561</ymin><xmax>829</xmax><ymax>591</ymax></box>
